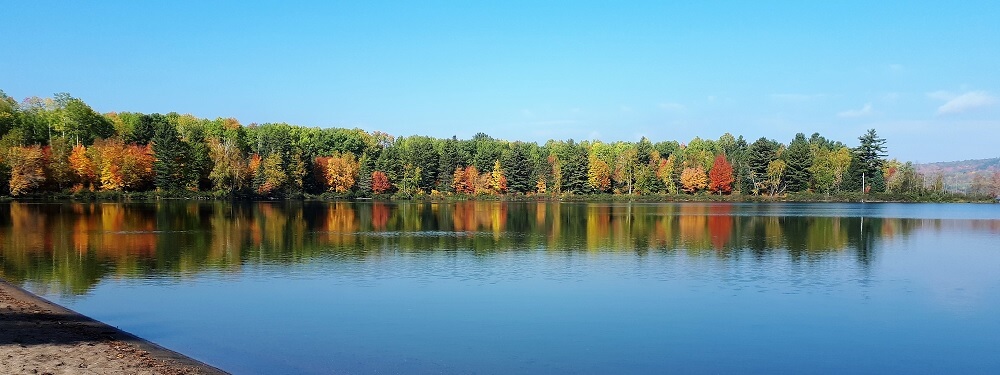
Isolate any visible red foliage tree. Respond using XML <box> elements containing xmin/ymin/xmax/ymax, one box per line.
<box><xmin>708</xmin><ymin>154</ymin><xmax>734</xmax><ymax>195</ymax></box>
<box><xmin>371</xmin><ymin>171</ymin><xmax>391</xmax><ymax>194</ymax></box>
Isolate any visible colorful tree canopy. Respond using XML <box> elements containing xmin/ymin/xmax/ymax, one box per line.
<box><xmin>0</xmin><ymin>90</ymin><xmax>944</xmax><ymax>199</ymax></box>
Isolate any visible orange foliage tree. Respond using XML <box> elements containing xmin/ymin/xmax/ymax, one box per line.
<box><xmin>680</xmin><ymin>166</ymin><xmax>708</xmax><ymax>194</ymax></box>
<box><xmin>313</xmin><ymin>156</ymin><xmax>332</xmax><ymax>190</ymax></box>
<box><xmin>708</xmin><ymin>154</ymin><xmax>734</xmax><ymax>195</ymax></box>
<box><xmin>92</xmin><ymin>140</ymin><xmax>154</xmax><ymax>191</ymax></box>
<box><xmin>371</xmin><ymin>171</ymin><xmax>391</xmax><ymax>194</ymax></box>
<box><xmin>324</xmin><ymin>152</ymin><xmax>359</xmax><ymax>193</ymax></box>
<box><xmin>452</xmin><ymin>166</ymin><xmax>479</xmax><ymax>194</ymax></box>
<box><xmin>6</xmin><ymin>146</ymin><xmax>48</xmax><ymax>196</ymax></box>
<box><xmin>68</xmin><ymin>144</ymin><xmax>97</xmax><ymax>190</ymax></box>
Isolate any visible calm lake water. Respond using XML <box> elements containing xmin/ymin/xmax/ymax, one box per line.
<box><xmin>2</xmin><ymin>201</ymin><xmax>999</xmax><ymax>374</ymax></box>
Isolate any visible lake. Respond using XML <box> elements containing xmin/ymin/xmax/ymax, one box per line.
<box><xmin>1</xmin><ymin>201</ymin><xmax>999</xmax><ymax>374</ymax></box>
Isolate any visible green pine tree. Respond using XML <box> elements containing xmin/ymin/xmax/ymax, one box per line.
<box><xmin>784</xmin><ymin>133</ymin><xmax>813</xmax><ymax>192</ymax></box>
<box><xmin>151</xmin><ymin>114</ymin><xmax>194</xmax><ymax>191</ymax></box>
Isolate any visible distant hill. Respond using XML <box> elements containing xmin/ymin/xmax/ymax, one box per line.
<box><xmin>915</xmin><ymin>157</ymin><xmax>1000</xmax><ymax>192</ymax></box>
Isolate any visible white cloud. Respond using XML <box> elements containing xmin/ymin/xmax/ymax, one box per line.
<box><xmin>838</xmin><ymin>103</ymin><xmax>874</xmax><ymax>118</ymax></box>
<box><xmin>770</xmin><ymin>93</ymin><xmax>826</xmax><ymax>102</ymax></box>
<box><xmin>657</xmin><ymin>102</ymin><xmax>684</xmax><ymax>111</ymax></box>
<box><xmin>528</xmin><ymin>120</ymin><xmax>577</xmax><ymax>126</ymax></box>
<box><xmin>933</xmin><ymin>91</ymin><xmax>996</xmax><ymax>115</ymax></box>
<box><xmin>926</xmin><ymin>90</ymin><xmax>955</xmax><ymax>101</ymax></box>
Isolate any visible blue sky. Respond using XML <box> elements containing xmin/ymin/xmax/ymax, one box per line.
<box><xmin>2</xmin><ymin>1</ymin><xmax>998</xmax><ymax>162</ymax></box>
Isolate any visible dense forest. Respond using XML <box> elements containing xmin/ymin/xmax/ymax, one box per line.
<box><xmin>1</xmin><ymin>90</ymin><xmax>996</xmax><ymax>200</ymax></box>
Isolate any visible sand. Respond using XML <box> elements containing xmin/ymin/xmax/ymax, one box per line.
<box><xmin>0</xmin><ymin>279</ymin><xmax>228</xmax><ymax>375</ymax></box>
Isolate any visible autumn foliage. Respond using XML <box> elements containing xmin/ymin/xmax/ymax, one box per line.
<box><xmin>91</xmin><ymin>140</ymin><xmax>154</xmax><ymax>191</ymax></box>
<box><xmin>68</xmin><ymin>144</ymin><xmax>96</xmax><ymax>189</ymax></box>
<box><xmin>324</xmin><ymin>153</ymin><xmax>359</xmax><ymax>193</ymax></box>
<box><xmin>708</xmin><ymin>154</ymin><xmax>734</xmax><ymax>194</ymax></box>
<box><xmin>371</xmin><ymin>171</ymin><xmax>391</xmax><ymax>194</ymax></box>
<box><xmin>490</xmin><ymin>160</ymin><xmax>508</xmax><ymax>194</ymax></box>
<box><xmin>452</xmin><ymin>166</ymin><xmax>479</xmax><ymax>194</ymax></box>
<box><xmin>680</xmin><ymin>166</ymin><xmax>708</xmax><ymax>194</ymax></box>
<box><xmin>6</xmin><ymin>146</ymin><xmax>47</xmax><ymax>196</ymax></box>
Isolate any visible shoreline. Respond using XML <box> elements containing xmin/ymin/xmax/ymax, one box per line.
<box><xmin>0</xmin><ymin>278</ymin><xmax>228</xmax><ymax>375</ymax></box>
<box><xmin>3</xmin><ymin>191</ymin><xmax>996</xmax><ymax>204</ymax></box>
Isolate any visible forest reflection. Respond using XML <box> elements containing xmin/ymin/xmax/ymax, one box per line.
<box><xmin>1</xmin><ymin>201</ymin><xmax>998</xmax><ymax>294</ymax></box>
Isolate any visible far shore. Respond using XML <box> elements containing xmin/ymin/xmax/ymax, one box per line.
<box><xmin>0</xmin><ymin>278</ymin><xmax>228</xmax><ymax>375</ymax></box>
<box><xmin>2</xmin><ymin>190</ymin><xmax>996</xmax><ymax>204</ymax></box>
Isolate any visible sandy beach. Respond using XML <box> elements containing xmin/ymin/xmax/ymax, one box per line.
<box><xmin>0</xmin><ymin>279</ymin><xmax>228</xmax><ymax>375</ymax></box>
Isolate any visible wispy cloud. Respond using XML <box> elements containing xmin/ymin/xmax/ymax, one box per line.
<box><xmin>927</xmin><ymin>90</ymin><xmax>955</xmax><ymax>101</ymax></box>
<box><xmin>770</xmin><ymin>93</ymin><xmax>827</xmax><ymax>102</ymax></box>
<box><xmin>657</xmin><ymin>102</ymin><xmax>684</xmax><ymax>111</ymax></box>
<box><xmin>838</xmin><ymin>103</ymin><xmax>874</xmax><ymax>118</ymax></box>
<box><xmin>527</xmin><ymin>120</ymin><xmax>578</xmax><ymax>126</ymax></box>
<box><xmin>929</xmin><ymin>91</ymin><xmax>997</xmax><ymax>115</ymax></box>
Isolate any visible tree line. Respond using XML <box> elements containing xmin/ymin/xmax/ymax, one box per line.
<box><xmin>0</xmin><ymin>90</ymin><xmax>984</xmax><ymax>199</ymax></box>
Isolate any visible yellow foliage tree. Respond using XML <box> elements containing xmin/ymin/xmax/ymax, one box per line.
<box><xmin>257</xmin><ymin>153</ymin><xmax>287</xmax><ymax>195</ymax></box>
<box><xmin>208</xmin><ymin>138</ymin><xmax>249</xmax><ymax>192</ymax></box>
<box><xmin>656</xmin><ymin>154</ymin><xmax>678</xmax><ymax>194</ymax></box>
<box><xmin>490</xmin><ymin>160</ymin><xmax>508</xmax><ymax>194</ymax></box>
<box><xmin>766</xmin><ymin>159</ymin><xmax>787</xmax><ymax>196</ymax></box>
<box><xmin>6</xmin><ymin>146</ymin><xmax>47</xmax><ymax>196</ymax></box>
<box><xmin>587</xmin><ymin>155</ymin><xmax>612</xmax><ymax>193</ymax></box>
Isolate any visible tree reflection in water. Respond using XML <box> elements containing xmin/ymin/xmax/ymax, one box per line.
<box><xmin>1</xmin><ymin>201</ymin><xmax>997</xmax><ymax>295</ymax></box>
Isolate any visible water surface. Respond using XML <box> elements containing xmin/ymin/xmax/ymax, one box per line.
<box><xmin>1</xmin><ymin>201</ymin><xmax>999</xmax><ymax>374</ymax></box>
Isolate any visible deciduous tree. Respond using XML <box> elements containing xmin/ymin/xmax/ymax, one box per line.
<box><xmin>325</xmin><ymin>152</ymin><xmax>360</xmax><ymax>193</ymax></box>
<box><xmin>6</xmin><ymin>146</ymin><xmax>47</xmax><ymax>196</ymax></box>
<box><xmin>208</xmin><ymin>137</ymin><xmax>249</xmax><ymax>193</ymax></box>
<box><xmin>68</xmin><ymin>144</ymin><xmax>96</xmax><ymax>189</ymax></box>
<box><xmin>452</xmin><ymin>166</ymin><xmax>478</xmax><ymax>194</ymax></box>
<box><xmin>680</xmin><ymin>166</ymin><xmax>707</xmax><ymax>194</ymax></box>
<box><xmin>708</xmin><ymin>154</ymin><xmax>734</xmax><ymax>194</ymax></box>
<box><xmin>490</xmin><ymin>160</ymin><xmax>508</xmax><ymax>194</ymax></box>
<box><xmin>371</xmin><ymin>171</ymin><xmax>391</xmax><ymax>194</ymax></box>
<box><xmin>587</xmin><ymin>155</ymin><xmax>612</xmax><ymax>192</ymax></box>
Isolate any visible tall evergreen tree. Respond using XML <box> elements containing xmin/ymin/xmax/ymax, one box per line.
<box><xmin>438</xmin><ymin>136</ymin><xmax>460</xmax><ymax>191</ymax></box>
<box><xmin>151</xmin><ymin>114</ymin><xmax>194</xmax><ymax>191</ymax></box>
<box><xmin>503</xmin><ymin>142</ymin><xmax>534</xmax><ymax>194</ymax></box>
<box><xmin>746</xmin><ymin>137</ymin><xmax>780</xmax><ymax>195</ymax></box>
<box><xmin>558</xmin><ymin>140</ymin><xmax>590</xmax><ymax>194</ymax></box>
<box><xmin>784</xmin><ymin>133</ymin><xmax>813</xmax><ymax>192</ymax></box>
<box><xmin>845</xmin><ymin>129</ymin><xmax>887</xmax><ymax>193</ymax></box>
<box><xmin>129</xmin><ymin>114</ymin><xmax>156</xmax><ymax>145</ymax></box>
<box><xmin>357</xmin><ymin>153</ymin><xmax>375</xmax><ymax>196</ymax></box>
